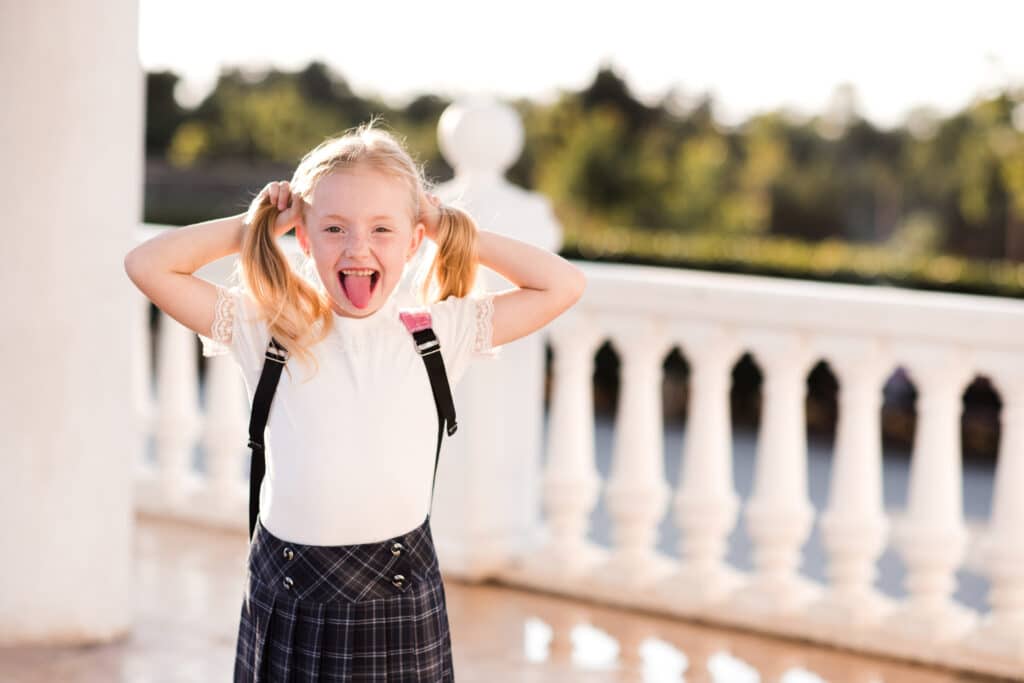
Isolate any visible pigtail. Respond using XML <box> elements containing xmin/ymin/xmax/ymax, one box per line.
<box><xmin>418</xmin><ymin>203</ymin><xmax>480</xmax><ymax>303</ymax></box>
<box><xmin>238</xmin><ymin>194</ymin><xmax>332</xmax><ymax>381</ymax></box>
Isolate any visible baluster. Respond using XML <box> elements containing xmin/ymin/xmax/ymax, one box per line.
<box><xmin>599</xmin><ymin>319</ymin><xmax>674</xmax><ymax>586</ymax></box>
<box><xmin>197</xmin><ymin>353</ymin><xmax>248</xmax><ymax>524</ymax></box>
<box><xmin>735</xmin><ymin>330</ymin><xmax>817</xmax><ymax>613</ymax></box>
<box><xmin>659</xmin><ymin>322</ymin><xmax>742</xmax><ymax>608</ymax></box>
<box><xmin>154</xmin><ymin>312</ymin><xmax>202</xmax><ymax>507</ymax></box>
<box><xmin>545</xmin><ymin>611</ymin><xmax>578</xmax><ymax>665</ymax></box>
<box><xmin>673</xmin><ymin>638</ymin><xmax>720</xmax><ymax>683</ymax></box>
<box><xmin>808</xmin><ymin>336</ymin><xmax>891</xmax><ymax>628</ymax></box>
<box><xmin>738</xmin><ymin>650</ymin><xmax>803</xmax><ymax>683</ymax></box>
<box><xmin>534</xmin><ymin>313</ymin><xmax>605</xmax><ymax>576</ymax></box>
<box><xmin>884</xmin><ymin>344</ymin><xmax>975</xmax><ymax>642</ymax></box>
<box><xmin>609</xmin><ymin>620</ymin><xmax>645</xmax><ymax>682</ymax></box>
<box><xmin>132</xmin><ymin>295</ymin><xmax>155</xmax><ymax>479</ymax></box>
<box><xmin>965</xmin><ymin>355</ymin><xmax>1024</xmax><ymax>665</ymax></box>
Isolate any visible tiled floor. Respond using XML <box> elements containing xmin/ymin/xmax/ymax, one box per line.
<box><xmin>0</xmin><ymin>516</ymin><xmax>1002</xmax><ymax>682</ymax></box>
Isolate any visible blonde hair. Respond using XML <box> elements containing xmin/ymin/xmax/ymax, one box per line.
<box><xmin>234</xmin><ymin>120</ymin><xmax>480</xmax><ymax>380</ymax></box>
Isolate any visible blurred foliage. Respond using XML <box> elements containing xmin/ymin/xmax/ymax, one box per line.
<box><xmin>559</xmin><ymin>221</ymin><xmax>1024</xmax><ymax>298</ymax></box>
<box><xmin>145</xmin><ymin>62</ymin><xmax>1024</xmax><ymax>297</ymax></box>
<box><xmin>159</xmin><ymin>63</ymin><xmax>450</xmax><ymax>173</ymax></box>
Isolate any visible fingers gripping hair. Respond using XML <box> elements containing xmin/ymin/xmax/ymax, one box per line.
<box><xmin>242</xmin><ymin>199</ymin><xmax>291</xmax><ymax>303</ymax></box>
<box><xmin>239</xmin><ymin>193</ymin><xmax>330</xmax><ymax>380</ymax></box>
<box><xmin>419</xmin><ymin>202</ymin><xmax>480</xmax><ymax>303</ymax></box>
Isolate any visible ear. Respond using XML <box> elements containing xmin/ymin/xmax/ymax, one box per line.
<box><xmin>296</xmin><ymin>222</ymin><xmax>310</xmax><ymax>254</ymax></box>
<box><xmin>407</xmin><ymin>222</ymin><xmax>425</xmax><ymax>260</ymax></box>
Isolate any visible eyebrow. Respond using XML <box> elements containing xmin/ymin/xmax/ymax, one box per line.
<box><xmin>321</xmin><ymin>213</ymin><xmax>398</xmax><ymax>222</ymax></box>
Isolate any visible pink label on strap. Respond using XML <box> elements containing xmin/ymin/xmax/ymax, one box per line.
<box><xmin>399</xmin><ymin>308</ymin><xmax>432</xmax><ymax>333</ymax></box>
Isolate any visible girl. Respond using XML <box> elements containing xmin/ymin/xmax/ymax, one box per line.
<box><xmin>124</xmin><ymin>121</ymin><xmax>586</xmax><ymax>682</ymax></box>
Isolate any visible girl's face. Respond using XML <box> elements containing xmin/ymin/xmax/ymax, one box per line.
<box><xmin>296</xmin><ymin>167</ymin><xmax>425</xmax><ymax>318</ymax></box>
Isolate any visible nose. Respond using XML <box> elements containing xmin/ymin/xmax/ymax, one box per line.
<box><xmin>342</xmin><ymin>231</ymin><xmax>370</xmax><ymax>258</ymax></box>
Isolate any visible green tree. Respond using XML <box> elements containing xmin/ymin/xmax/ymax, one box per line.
<box><xmin>169</xmin><ymin>80</ymin><xmax>344</xmax><ymax>164</ymax></box>
<box><xmin>145</xmin><ymin>71</ymin><xmax>186</xmax><ymax>157</ymax></box>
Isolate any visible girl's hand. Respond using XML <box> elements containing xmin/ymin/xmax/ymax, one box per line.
<box><xmin>255</xmin><ymin>181</ymin><xmax>305</xmax><ymax>239</ymax></box>
<box><xmin>418</xmin><ymin>190</ymin><xmax>442</xmax><ymax>242</ymax></box>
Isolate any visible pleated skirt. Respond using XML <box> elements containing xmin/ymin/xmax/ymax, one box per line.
<box><xmin>233</xmin><ymin>514</ymin><xmax>455</xmax><ymax>682</ymax></box>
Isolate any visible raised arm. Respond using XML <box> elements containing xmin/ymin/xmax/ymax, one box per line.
<box><xmin>417</xmin><ymin>191</ymin><xmax>585</xmax><ymax>348</ymax></box>
<box><xmin>124</xmin><ymin>212</ymin><xmax>248</xmax><ymax>339</ymax></box>
<box><xmin>475</xmin><ymin>229</ymin><xmax>586</xmax><ymax>348</ymax></box>
<box><xmin>123</xmin><ymin>182</ymin><xmax>301</xmax><ymax>339</ymax></box>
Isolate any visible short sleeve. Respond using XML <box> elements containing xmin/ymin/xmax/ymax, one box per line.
<box><xmin>472</xmin><ymin>294</ymin><xmax>501</xmax><ymax>360</ymax></box>
<box><xmin>196</xmin><ymin>284</ymin><xmax>270</xmax><ymax>383</ymax></box>
<box><xmin>429</xmin><ymin>293</ymin><xmax>503</xmax><ymax>386</ymax></box>
<box><xmin>198</xmin><ymin>284</ymin><xmax>237</xmax><ymax>358</ymax></box>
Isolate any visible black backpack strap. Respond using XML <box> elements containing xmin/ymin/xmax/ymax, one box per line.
<box><xmin>402</xmin><ymin>314</ymin><xmax>458</xmax><ymax>517</ymax></box>
<box><xmin>246</xmin><ymin>337</ymin><xmax>288</xmax><ymax>541</ymax></box>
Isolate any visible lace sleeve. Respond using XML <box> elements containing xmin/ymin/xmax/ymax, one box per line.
<box><xmin>198</xmin><ymin>285</ymin><xmax>236</xmax><ymax>357</ymax></box>
<box><xmin>472</xmin><ymin>294</ymin><xmax>501</xmax><ymax>359</ymax></box>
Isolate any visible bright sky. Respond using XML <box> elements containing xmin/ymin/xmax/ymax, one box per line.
<box><xmin>139</xmin><ymin>0</ymin><xmax>1024</xmax><ymax>128</ymax></box>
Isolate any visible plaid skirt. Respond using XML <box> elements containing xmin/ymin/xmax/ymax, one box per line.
<box><xmin>233</xmin><ymin>514</ymin><xmax>455</xmax><ymax>682</ymax></box>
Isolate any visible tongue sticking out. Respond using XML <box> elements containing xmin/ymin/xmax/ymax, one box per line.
<box><xmin>340</xmin><ymin>272</ymin><xmax>376</xmax><ymax>309</ymax></box>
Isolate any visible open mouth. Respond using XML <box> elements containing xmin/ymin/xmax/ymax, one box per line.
<box><xmin>338</xmin><ymin>269</ymin><xmax>380</xmax><ymax>309</ymax></box>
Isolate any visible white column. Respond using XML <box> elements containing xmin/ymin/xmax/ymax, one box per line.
<box><xmin>430</xmin><ymin>98</ymin><xmax>564</xmax><ymax>579</ymax></box>
<box><xmin>195</xmin><ymin>355</ymin><xmax>249</xmax><ymax>526</ymax></box>
<box><xmin>534</xmin><ymin>313</ymin><xmax>605</xmax><ymax>575</ymax></box>
<box><xmin>598</xmin><ymin>319</ymin><xmax>674</xmax><ymax>585</ymax></box>
<box><xmin>964</xmin><ymin>354</ymin><xmax>1024</xmax><ymax>665</ymax></box>
<box><xmin>884</xmin><ymin>344</ymin><xmax>975</xmax><ymax>642</ymax></box>
<box><xmin>0</xmin><ymin>0</ymin><xmax>141</xmax><ymax>642</ymax></box>
<box><xmin>735</xmin><ymin>330</ymin><xmax>817</xmax><ymax>612</ymax></box>
<box><xmin>809</xmin><ymin>336</ymin><xmax>891</xmax><ymax>628</ymax></box>
<box><xmin>153</xmin><ymin>314</ymin><xmax>202</xmax><ymax>506</ymax></box>
<box><xmin>132</xmin><ymin>294</ymin><xmax>156</xmax><ymax>480</ymax></box>
<box><xmin>659</xmin><ymin>322</ymin><xmax>742</xmax><ymax>608</ymax></box>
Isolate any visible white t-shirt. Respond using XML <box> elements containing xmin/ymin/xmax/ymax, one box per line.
<box><xmin>198</xmin><ymin>282</ymin><xmax>502</xmax><ymax>546</ymax></box>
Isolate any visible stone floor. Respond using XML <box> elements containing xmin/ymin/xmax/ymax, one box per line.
<box><xmin>0</xmin><ymin>516</ymin><xmax>1003</xmax><ymax>683</ymax></box>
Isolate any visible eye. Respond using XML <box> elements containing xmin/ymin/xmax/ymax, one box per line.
<box><xmin>325</xmin><ymin>225</ymin><xmax>343</xmax><ymax>233</ymax></box>
<box><xmin>375</xmin><ymin>226</ymin><xmax>392</xmax><ymax>233</ymax></box>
